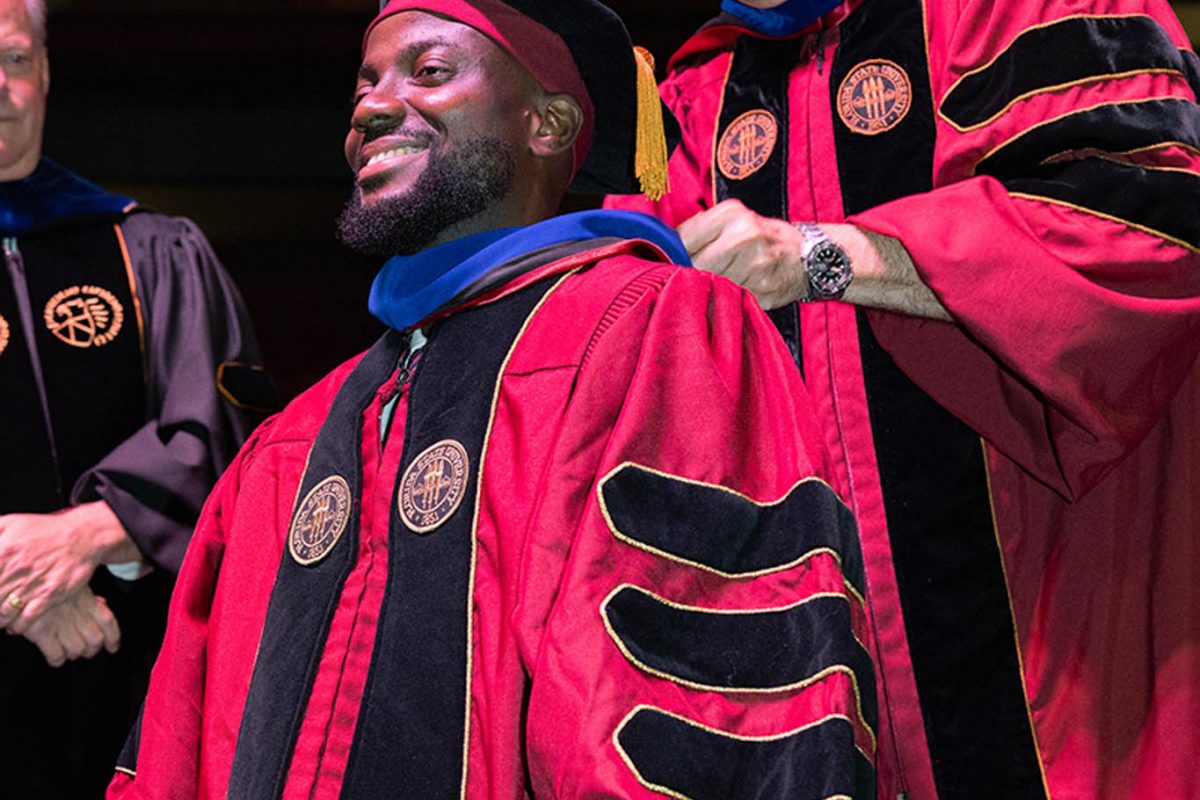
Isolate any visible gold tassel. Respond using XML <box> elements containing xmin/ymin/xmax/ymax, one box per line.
<box><xmin>632</xmin><ymin>46</ymin><xmax>670</xmax><ymax>202</ymax></box>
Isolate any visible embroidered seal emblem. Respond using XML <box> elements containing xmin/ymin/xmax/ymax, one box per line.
<box><xmin>717</xmin><ymin>109</ymin><xmax>779</xmax><ymax>180</ymax></box>
<box><xmin>43</xmin><ymin>285</ymin><xmax>124</xmax><ymax>348</ymax></box>
<box><xmin>0</xmin><ymin>313</ymin><xmax>9</xmax><ymax>357</ymax></box>
<box><xmin>288</xmin><ymin>475</ymin><xmax>353</xmax><ymax>566</ymax></box>
<box><xmin>838</xmin><ymin>60</ymin><xmax>912</xmax><ymax>136</ymax></box>
<box><xmin>399</xmin><ymin>439</ymin><xmax>469</xmax><ymax>534</ymax></box>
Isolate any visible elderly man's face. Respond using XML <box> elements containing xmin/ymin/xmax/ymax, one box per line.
<box><xmin>0</xmin><ymin>0</ymin><xmax>48</xmax><ymax>181</ymax></box>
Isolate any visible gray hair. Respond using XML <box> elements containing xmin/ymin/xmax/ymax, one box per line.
<box><xmin>23</xmin><ymin>0</ymin><xmax>46</xmax><ymax>45</ymax></box>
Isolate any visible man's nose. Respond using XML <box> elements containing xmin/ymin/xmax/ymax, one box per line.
<box><xmin>352</xmin><ymin>88</ymin><xmax>407</xmax><ymax>138</ymax></box>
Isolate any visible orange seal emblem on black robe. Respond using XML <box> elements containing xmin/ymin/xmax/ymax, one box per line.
<box><xmin>838</xmin><ymin>60</ymin><xmax>912</xmax><ymax>135</ymax></box>
<box><xmin>717</xmin><ymin>109</ymin><xmax>779</xmax><ymax>180</ymax></box>
<box><xmin>399</xmin><ymin>439</ymin><xmax>469</xmax><ymax>534</ymax></box>
<box><xmin>289</xmin><ymin>476</ymin><xmax>353</xmax><ymax>566</ymax></box>
<box><xmin>43</xmin><ymin>285</ymin><xmax>125</xmax><ymax>348</ymax></box>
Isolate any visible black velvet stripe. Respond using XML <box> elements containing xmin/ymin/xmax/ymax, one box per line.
<box><xmin>605</xmin><ymin>587</ymin><xmax>876</xmax><ymax>722</ymax></box>
<box><xmin>341</xmin><ymin>274</ymin><xmax>562</xmax><ymax>798</ymax></box>
<box><xmin>833</xmin><ymin>0</ymin><xmax>1047</xmax><ymax>795</ymax></box>
<box><xmin>716</xmin><ymin>36</ymin><xmax>804</xmax><ymax>372</ymax></box>
<box><xmin>227</xmin><ymin>329</ymin><xmax>407</xmax><ymax>799</ymax></box>
<box><xmin>715</xmin><ymin>37</ymin><xmax>796</xmax><ymax>221</ymax></box>
<box><xmin>617</xmin><ymin>708</ymin><xmax>875</xmax><ymax>800</ymax></box>
<box><xmin>977</xmin><ymin>98</ymin><xmax>1200</xmax><ymax>178</ymax></box>
<box><xmin>601</xmin><ymin>465</ymin><xmax>864</xmax><ymax>591</ymax></box>
<box><xmin>5</xmin><ymin>223</ymin><xmax>146</xmax><ymax>511</ymax></box>
<box><xmin>115</xmin><ymin>704</ymin><xmax>143</xmax><ymax>773</ymax></box>
<box><xmin>940</xmin><ymin>15</ymin><xmax>1191</xmax><ymax>129</ymax></box>
<box><xmin>831</xmin><ymin>0</ymin><xmax>936</xmax><ymax>212</ymax></box>
<box><xmin>1005</xmin><ymin>158</ymin><xmax>1200</xmax><ymax>246</ymax></box>
<box><xmin>0</xmin><ymin>259</ymin><xmax>59</xmax><ymax>514</ymax></box>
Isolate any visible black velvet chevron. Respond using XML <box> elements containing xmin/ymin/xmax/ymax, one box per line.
<box><xmin>601</xmin><ymin>465</ymin><xmax>864</xmax><ymax>592</ymax></box>
<box><xmin>617</xmin><ymin>708</ymin><xmax>875</xmax><ymax>800</ymax></box>
<box><xmin>941</xmin><ymin>15</ymin><xmax>1192</xmax><ymax>129</ymax></box>
<box><xmin>1184</xmin><ymin>50</ymin><xmax>1200</xmax><ymax>98</ymax></box>
<box><xmin>1006</xmin><ymin>159</ymin><xmax>1200</xmax><ymax>246</ymax></box>
<box><xmin>975</xmin><ymin>98</ymin><xmax>1200</xmax><ymax>246</ymax></box>
<box><xmin>977</xmin><ymin>98</ymin><xmax>1200</xmax><ymax>177</ymax></box>
<box><xmin>604</xmin><ymin>586</ymin><xmax>877</xmax><ymax>729</ymax></box>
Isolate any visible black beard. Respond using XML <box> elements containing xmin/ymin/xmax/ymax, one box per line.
<box><xmin>336</xmin><ymin>136</ymin><xmax>516</xmax><ymax>257</ymax></box>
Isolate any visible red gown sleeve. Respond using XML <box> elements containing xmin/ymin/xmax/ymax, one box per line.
<box><xmin>520</xmin><ymin>264</ymin><xmax>876</xmax><ymax>797</ymax></box>
<box><xmin>853</xmin><ymin>0</ymin><xmax>1200</xmax><ymax>498</ymax></box>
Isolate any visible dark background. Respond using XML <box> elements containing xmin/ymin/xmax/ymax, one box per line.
<box><xmin>39</xmin><ymin>1</ymin><xmax>1200</xmax><ymax>401</ymax></box>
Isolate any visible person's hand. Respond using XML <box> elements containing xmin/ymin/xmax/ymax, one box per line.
<box><xmin>0</xmin><ymin>501</ymin><xmax>139</xmax><ymax>635</ymax></box>
<box><xmin>677</xmin><ymin>199</ymin><xmax>810</xmax><ymax>309</ymax></box>
<box><xmin>18</xmin><ymin>588</ymin><xmax>121</xmax><ymax>668</ymax></box>
<box><xmin>678</xmin><ymin>200</ymin><xmax>951</xmax><ymax>320</ymax></box>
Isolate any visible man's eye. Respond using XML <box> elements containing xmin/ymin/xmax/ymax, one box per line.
<box><xmin>2</xmin><ymin>52</ymin><xmax>32</xmax><ymax>69</ymax></box>
<box><xmin>414</xmin><ymin>64</ymin><xmax>449</xmax><ymax>80</ymax></box>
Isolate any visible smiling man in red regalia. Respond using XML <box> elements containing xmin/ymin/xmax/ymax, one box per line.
<box><xmin>107</xmin><ymin>2</ymin><xmax>879</xmax><ymax>798</ymax></box>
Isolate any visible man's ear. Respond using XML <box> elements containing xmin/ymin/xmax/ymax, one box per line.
<box><xmin>529</xmin><ymin>94</ymin><xmax>583</xmax><ymax>159</ymax></box>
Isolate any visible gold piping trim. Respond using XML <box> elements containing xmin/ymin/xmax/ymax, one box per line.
<box><xmin>458</xmin><ymin>269</ymin><xmax>582</xmax><ymax>799</ymax></box>
<box><xmin>600</xmin><ymin>584</ymin><xmax>876</xmax><ymax>751</ymax></box>
<box><xmin>602</xmin><ymin>582</ymin><xmax>870</xmax><ymax>665</ymax></box>
<box><xmin>113</xmin><ymin>766</ymin><xmax>136</xmax><ymax>779</ymax></box>
<box><xmin>941</xmin><ymin>13</ymin><xmax>1161</xmax><ymax>109</ymax></box>
<box><xmin>1040</xmin><ymin>139</ymin><xmax>1200</xmax><ymax>165</ymax></box>
<box><xmin>1042</xmin><ymin>149</ymin><xmax>1200</xmax><ymax>175</ymax></box>
<box><xmin>980</xmin><ymin>443</ymin><xmax>1052</xmax><ymax>797</ymax></box>
<box><xmin>1041</xmin><ymin>139</ymin><xmax>1200</xmax><ymax>163</ymax></box>
<box><xmin>972</xmin><ymin>96</ymin><xmax>1191</xmax><ymax>175</ymax></box>
<box><xmin>112</xmin><ymin>223</ymin><xmax>147</xmax><ymax>379</ymax></box>
<box><xmin>215</xmin><ymin>361</ymin><xmax>276</xmax><ymax>414</ymax></box>
<box><xmin>710</xmin><ymin>53</ymin><xmax>737</xmax><ymax>205</ymax></box>
<box><xmin>941</xmin><ymin>68</ymin><xmax>1186</xmax><ymax>133</ymax></box>
<box><xmin>597</xmin><ymin>462</ymin><xmax>864</xmax><ymax>602</ymax></box>
<box><xmin>1008</xmin><ymin>191</ymin><xmax>1200</xmax><ymax>254</ymax></box>
<box><xmin>612</xmin><ymin>704</ymin><xmax>872</xmax><ymax>800</ymax></box>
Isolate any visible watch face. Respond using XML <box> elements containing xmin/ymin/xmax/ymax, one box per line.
<box><xmin>808</xmin><ymin>242</ymin><xmax>852</xmax><ymax>297</ymax></box>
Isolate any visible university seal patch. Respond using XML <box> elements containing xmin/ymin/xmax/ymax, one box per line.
<box><xmin>43</xmin><ymin>285</ymin><xmax>125</xmax><ymax>348</ymax></box>
<box><xmin>717</xmin><ymin>109</ymin><xmax>779</xmax><ymax>180</ymax></box>
<box><xmin>838</xmin><ymin>60</ymin><xmax>912</xmax><ymax>136</ymax></box>
<box><xmin>289</xmin><ymin>475</ymin><xmax>353</xmax><ymax>566</ymax></box>
<box><xmin>399</xmin><ymin>439</ymin><xmax>469</xmax><ymax>534</ymax></box>
<box><xmin>0</xmin><ymin>313</ymin><xmax>9</xmax><ymax>357</ymax></box>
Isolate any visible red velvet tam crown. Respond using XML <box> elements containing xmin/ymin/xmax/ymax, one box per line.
<box><xmin>366</xmin><ymin>0</ymin><xmax>679</xmax><ymax>198</ymax></box>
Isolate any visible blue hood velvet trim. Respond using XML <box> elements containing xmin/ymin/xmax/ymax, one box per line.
<box><xmin>369</xmin><ymin>209</ymin><xmax>691</xmax><ymax>332</ymax></box>
<box><xmin>720</xmin><ymin>0</ymin><xmax>845</xmax><ymax>36</ymax></box>
<box><xmin>0</xmin><ymin>158</ymin><xmax>136</xmax><ymax>235</ymax></box>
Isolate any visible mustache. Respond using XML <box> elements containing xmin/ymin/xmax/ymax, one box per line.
<box><xmin>362</xmin><ymin>124</ymin><xmax>433</xmax><ymax>145</ymax></box>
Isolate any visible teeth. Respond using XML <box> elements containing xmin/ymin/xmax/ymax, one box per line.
<box><xmin>365</xmin><ymin>146</ymin><xmax>424</xmax><ymax>167</ymax></box>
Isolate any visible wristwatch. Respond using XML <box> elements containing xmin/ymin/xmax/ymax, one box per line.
<box><xmin>796</xmin><ymin>222</ymin><xmax>852</xmax><ymax>302</ymax></box>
